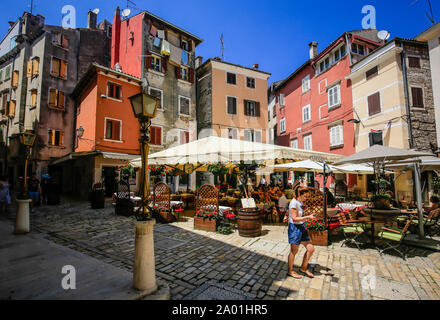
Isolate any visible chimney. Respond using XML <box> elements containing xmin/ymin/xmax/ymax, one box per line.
<box><xmin>87</xmin><ymin>10</ymin><xmax>97</xmax><ymax>29</ymax></box>
<box><xmin>308</xmin><ymin>41</ymin><xmax>318</xmax><ymax>59</ymax></box>
<box><xmin>253</xmin><ymin>64</ymin><xmax>259</xmax><ymax>69</ymax></box>
<box><xmin>111</xmin><ymin>7</ymin><xmax>121</xmax><ymax>69</ymax></box>
<box><xmin>195</xmin><ymin>56</ymin><xmax>203</xmax><ymax>68</ymax></box>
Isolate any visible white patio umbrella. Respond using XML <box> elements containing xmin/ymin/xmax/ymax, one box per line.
<box><xmin>334</xmin><ymin>145</ymin><xmax>434</xmax><ymax>238</ymax></box>
<box><xmin>256</xmin><ymin>159</ymin><xmax>348</xmax><ymax>174</ymax></box>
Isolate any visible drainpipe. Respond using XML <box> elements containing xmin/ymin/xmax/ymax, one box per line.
<box><xmin>400</xmin><ymin>44</ymin><xmax>414</xmax><ymax>149</ymax></box>
<box><xmin>344</xmin><ymin>33</ymin><xmax>353</xmax><ymax>66</ymax></box>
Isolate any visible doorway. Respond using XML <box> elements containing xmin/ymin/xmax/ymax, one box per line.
<box><xmin>102</xmin><ymin>166</ymin><xmax>117</xmax><ymax>197</ymax></box>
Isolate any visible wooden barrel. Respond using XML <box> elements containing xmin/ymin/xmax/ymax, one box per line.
<box><xmin>237</xmin><ymin>208</ymin><xmax>262</xmax><ymax>237</ymax></box>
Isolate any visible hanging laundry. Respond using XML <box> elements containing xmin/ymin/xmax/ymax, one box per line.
<box><xmin>153</xmin><ymin>37</ymin><xmax>161</xmax><ymax>48</ymax></box>
<box><xmin>170</xmin><ymin>43</ymin><xmax>182</xmax><ymax>65</ymax></box>
<box><xmin>150</xmin><ymin>25</ymin><xmax>157</xmax><ymax>37</ymax></box>
<box><xmin>161</xmin><ymin>40</ymin><xmax>171</xmax><ymax>56</ymax></box>
<box><xmin>181</xmin><ymin>50</ymin><xmax>188</xmax><ymax>65</ymax></box>
<box><xmin>157</xmin><ymin>30</ymin><xmax>164</xmax><ymax>39</ymax></box>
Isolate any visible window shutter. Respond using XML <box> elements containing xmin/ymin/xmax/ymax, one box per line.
<box><xmin>255</xmin><ymin>131</ymin><xmax>261</xmax><ymax>143</ymax></box>
<box><xmin>32</xmin><ymin>59</ymin><xmax>39</xmax><ymax>76</ymax></box>
<box><xmin>189</xmin><ymin>68</ymin><xmax>194</xmax><ymax>83</ymax></box>
<box><xmin>175</xmin><ymin>66</ymin><xmax>181</xmax><ymax>79</ymax></box>
<box><xmin>244</xmin><ymin>100</ymin><xmax>248</xmax><ymax>116</ymax></box>
<box><xmin>60</xmin><ymin>60</ymin><xmax>67</xmax><ymax>78</ymax></box>
<box><xmin>145</xmin><ymin>55</ymin><xmax>152</xmax><ymax>70</ymax></box>
<box><xmin>58</xmin><ymin>91</ymin><xmax>65</xmax><ymax>108</ymax></box>
<box><xmin>8</xmin><ymin>100</ymin><xmax>15</xmax><ymax>117</ymax></box>
<box><xmin>27</xmin><ymin>61</ymin><xmax>33</xmax><ymax>77</ymax></box>
<box><xmin>411</xmin><ymin>87</ymin><xmax>423</xmax><ymax>108</ymax></box>
<box><xmin>62</xmin><ymin>34</ymin><xmax>69</xmax><ymax>48</ymax></box>
<box><xmin>49</xmin><ymin>89</ymin><xmax>57</xmax><ymax>107</ymax></box>
<box><xmin>161</xmin><ymin>56</ymin><xmax>167</xmax><ymax>73</ymax></box>
<box><xmin>49</xmin><ymin>130</ymin><xmax>54</xmax><ymax>146</ymax></box>
<box><xmin>59</xmin><ymin>131</ymin><xmax>63</xmax><ymax>146</ymax></box>
<box><xmin>185</xmin><ymin>131</ymin><xmax>189</xmax><ymax>143</ymax></box>
<box><xmin>408</xmin><ymin>57</ymin><xmax>420</xmax><ymax>68</ymax></box>
<box><xmin>113</xmin><ymin>121</ymin><xmax>121</xmax><ymax>140</ymax></box>
<box><xmin>157</xmin><ymin>127</ymin><xmax>162</xmax><ymax>145</ymax></box>
<box><xmin>368</xmin><ymin>92</ymin><xmax>381</xmax><ymax>116</ymax></box>
<box><xmin>12</xmin><ymin>71</ymin><xmax>19</xmax><ymax>87</ymax></box>
<box><xmin>187</xmin><ymin>40</ymin><xmax>192</xmax><ymax>52</ymax></box>
<box><xmin>366</xmin><ymin>66</ymin><xmax>378</xmax><ymax>80</ymax></box>
<box><xmin>51</xmin><ymin>58</ymin><xmax>60</xmax><ymax>76</ymax></box>
<box><xmin>255</xmin><ymin>102</ymin><xmax>260</xmax><ymax>117</ymax></box>
<box><xmin>31</xmin><ymin>90</ymin><xmax>37</xmax><ymax>106</ymax></box>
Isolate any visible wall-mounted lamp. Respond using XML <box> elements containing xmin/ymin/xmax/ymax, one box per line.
<box><xmin>76</xmin><ymin>126</ymin><xmax>84</xmax><ymax>138</ymax></box>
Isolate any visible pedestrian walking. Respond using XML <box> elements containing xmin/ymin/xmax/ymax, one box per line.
<box><xmin>28</xmin><ymin>173</ymin><xmax>42</xmax><ymax>211</ymax></box>
<box><xmin>0</xmin><ymin>176</ymin><xmax>11</xmax><ymax>214</ymax></box>
<box><xmin>287</xmin><ymin>187</ymin><xmax>316</xmax><ymax>279</ymax></box>
<box><xmin>41</xmin><ymin>174</ymin><xmax>51</xmax><ymax>205</ymax></box>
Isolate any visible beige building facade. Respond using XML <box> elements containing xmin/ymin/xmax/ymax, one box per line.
<box><xmin>197</xmin><ymin>59</ymin><xmax>271</xmax><ymax>143</ymax></box>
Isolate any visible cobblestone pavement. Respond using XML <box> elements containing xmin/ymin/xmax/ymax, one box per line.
<box><xmin>7</xmin><ymin>200</ymin><xmax>440</xmax><ymax>300</ymax></box>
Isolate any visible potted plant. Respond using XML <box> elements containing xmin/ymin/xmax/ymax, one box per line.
<box><xmin>305</xmin><ymin>218</ymin><xmax>328</xmax><ymax>246</ymax></box>
<box><xmin>90</xmin><ymin>182</ymin><xmax>105</xmax><ymax>209</ymax></box>
<box><xmin>194</xmin><ymin>209</ymin><xmax>218</xmax><ymax>232</ymax></box>
<box><xmin>370</xmin><ymin>193</ymin><xmax>392</xmax><ymax>209</ymax></box>
<box><xmin>432</xmin><ymin>175</ymin><xmax>440</xmax><ymax>195</ymax></box>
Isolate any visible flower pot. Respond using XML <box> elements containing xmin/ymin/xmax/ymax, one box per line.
<box><xmin>194</xmin><ymin>216</ymin><xmax>217</xmax><ymax>232</ymax></box>
<box><xmin>308</xmin><ymin>230</ymin><xmax>328</xmax><ymax>246</ymax></box>
<box><xmin>372</xmin><ymin>197</ymin><xmax>391</xmax><ymax>210</ymax></box>
<box><xmin>91</xmin><ymin>189</ymin><xmax>105</xmax><ymax>209</ymax></box>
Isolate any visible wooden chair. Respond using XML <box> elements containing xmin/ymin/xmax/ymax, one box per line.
<box><xmin>378</xmin><ymin>215</ymin><xmax>416</xmax><ymax>259</ymax></box>
<box><xmin>196</xmin><ymin>184</ymin><xmax>219</xmax><ymax>215</ymax></box>
<box><xmin>336</xmin><ymin>211</ymin><xmax>366</xmax><ymax>250</ymax></box>
<box><xmin>410</xmin><ymin>208</ymin><xmax>440</xmax><ymax>237</ymax></box>
<box><xmin>115</xmin><ymin>180</ymin><xmax>134</xmax><ymax>216</ymax></box>
<box><xmin>153</xmin><ymin>182</ymin><xmax>174</xmax><ymax>223</ymax></box>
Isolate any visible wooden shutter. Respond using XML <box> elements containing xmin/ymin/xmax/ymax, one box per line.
<box><xmin>12</xmin><ymin>71</ymin><xmax>19</xmax><ymax>87</ymax></box>
<box><xmin>187</xmin><ymin>40</ymin><xmax>192</xmax><ymax>52</ymax></box>
<box><xmin>31</xmin><ymin>90</ymin><xmax>37</xmax><ymax>107</ymax></box>
<box><xmin>175</xmin><ymin>66</ymin><xmax>181</xmax><ymax>79</ymax></box>
<box><xmin>27</xmin><ymin>61</ymin><xmax>33</xmax><ymax>77</ymax></box>
<box><xmin>244</xmin><ymin>100</ymin><xmax>249</xmax><ymax>116</ymax></box>
<box><xmin>408</xmin><ymin>57</ymin><xmax>420</xmax><ymax>68</ymax></box>
<box><xmin>51</xmin><ymin>58</ymin><xmax>60</xmax><ymax>76</ymax></box>
<box><xmin>113</xmin><ymin>121</ymin><xmax>121</xmax><ymax>140</ymax></box>
<box><xmin>58</xmin><ymin>91</ymin><xmax>65</xmax><ymax>108</ymax></box>
<box><xmin>255</xmin><ymin>102</ymin><xmax>260</xmax><ymax>117</ymax></box>
<box><xmin>185</xmin><ymin>131</ymin><xmax>189</xmax><ymax>143</ymax></box>
<box><xmin>59</xmin><ymin>131</ymin><xmax>63</xmax><ymax>146</ymax></box>
<box><xmin>145</xmin><ymin>55</ymin><xmax>152</xmax><ymax>70</ymax></box>
<box><xmin>411</xmin><ymin>87</ymin><xmax>424</xmax><ymax>108</ymax></box>
<box><xmin>189</xmin><ymin>68</ymin><xmax>194</xmax><ymax>83</ymax></box>
<box><xmin>365</xmin><ymin>66</ymin><xmax>378</xmax><ymax>80</ymax></box>
<box><xmin>60</xmin><ymin>60</ymin><xmax>67</xmax><ymax>78</ymax></box>
<box><xmin>48</xmin><ymin>130</ymin><xmax>54</xmax><ymax>146</ymax></box>
<box><xmin>49</xmin><ymin>89</ymin><xmax>57</xmax><ymax>107</ymax></box>
<box><xmin>367</xmin><ymin>92</ymin><xmax>381</xmax><ymax>116</ymax></box>
<box><xmin>161</xmin><ymin>56</ymin><xmax>167</xmax><ymax>73</ymax></box>
<box><xmin>62</xmin><ymin>34</ymin><xmax>69</xmax><ymax>48</ymax></box>
<box><xmin>32</xmin><ymin>59</ymin><xmax>39</xmax><ymax>76</ymax></box>
<box><xmin>8</xmin><ymin>100</ymin><xmax>15</xmax><ymax>117</ymax></box>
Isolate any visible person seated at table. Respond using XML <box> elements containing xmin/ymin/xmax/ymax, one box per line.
<box><xmin>324</xmin><ymin>187</ymin><xmax>337</xmax><ymax>208</ymax></box>
<box><xmin>277</xmin><ymin>180</ymin><xmax>285</xmax><ymax>192</ymax></box>
<box><xmin>276</xmin><ymin>190</ymin><xmax>289</xmax><ymax>217</ymax></box>
<box><xmin>219</xmin><ymin>180</ymin><xmax>228</xmax><ymax>194</ymax></box>
<box><xmin>424</xmin><ymin>196</ymin><xmax>439</xmax><ymax>213</ymax></box>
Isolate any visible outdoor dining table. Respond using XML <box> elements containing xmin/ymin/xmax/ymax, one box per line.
<box><xmin>361</xmin><ymin>207</ymin><xmax>403</xmax><ymax>245</ymax></box>
<box><xmin>170</xmin><ymin>200</ymin><xmax>184</xmax><ymax>208</ymax></box>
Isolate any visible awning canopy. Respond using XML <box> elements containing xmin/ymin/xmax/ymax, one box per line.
<box><xmin>385</xmin><ymin>156</ymin><xmax>440</xmax><ymax>171</ymax></box>
<box><xmin>51</xmin><ymin>151</ymin><xmax>139</xmax><ymax>165</ymax></box>
<box><xmin>130</xmin><ymin>136</ymin><xmax>342</xmax><ymax>167</ymax></box>
<box><xmin>256</xmin><ymin>160</ymin><xmax>376</xmax><ymax>174</ymax></box>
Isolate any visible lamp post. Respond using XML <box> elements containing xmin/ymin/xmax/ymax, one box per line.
<box><xmin>128</xmin><ymin>92</ymin><xmax>159</xmax><ymax>294</ymax></box>
<box><xmin>14</xmin><ymin>131</ymin><xmax>36</xmax><ymax>234</ymax></box>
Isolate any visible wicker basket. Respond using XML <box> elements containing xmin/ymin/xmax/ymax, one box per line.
<box><xmin>308</xmin><ymin>230</ymin><xmax>328</xmax><ymax>246</ymax></box>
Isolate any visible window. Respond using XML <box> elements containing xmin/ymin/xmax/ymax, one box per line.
<box><xmin>280</xmin><ymin>118</ymin><xmax>286</xmax><ymax>133</ymax></box>
<box><xmin>48</xmin><ymin>130</ymin><xmax>63</xmax><ymax>146</ymax></box>
<box><xmin>408</xmin><ymin>57</ymin><xmax>421</xmax><ymax>68</ymax></box>
<box><xmin>325</xmin><ymin>57</ymin><xmax>330</xmax><ymax>69</ymax></box>
<box><xmin>0</xmin><ymin>70</ymin><xmax>3</xmax><ymax>82</ymax></box>
<box><xmin>302</xmin><ymin>105</ymin><xmax>311</xmax><ymax>123</ymax></box>
<box><xmin>244</xmin><ymin>129</ymin><xmax>261</xmax><ymax>142</ymax></box>
<box><xmin>150</xmin><ymin>55</ymin><xmax>161</xmax><ymax>72</ymax></box>
<box><xmin>328</xmin><ymin>85</ymin><xmax>341</xmax><ymax>108</ymax></box>
<box><xmin>272</xmin><ymin>104</ymin><xmax>276</xmax><ymax>118</ymax></box>
<box><xmin>228</xmin><ymin>128</ymin><xmax>238</xmax><ymax>139</ymax></box>
<box><xmin>329</xmin><ymin>125</ymin><xmax>343</xmax><ymax>147</ymax></box>
<box><xmin>12</xmin><ymin>71</ymin><xmax>19</xmax><ymax>87</ymax></box>
<box><xmin>244</xmin><ymin>100</ymin><xmax>260</xmax><ymax>117</ymax></box>
<box><xmin>227</xmin><ymin>96</ymin><xmax>237</xmax><ymax>115</ymax></box>
<box><xmin>303</xmin><ymin>134</ymin><xmax>312</xmax><ymax>150</ymax></box>
<box><xmin>352</xmin><ymin>43</ymin><xmax>364</xmax><ymax>55</ymax></box>
<box><xmin>226</xmin><ymin>72</ymin><xmax>236</xmax><ymax>85</ymax></box>
<box><xmin>367</xmin><ymin>92</ymin><xmax>381</xmax><ymax>116</ymax></box>
<box><xmin>334</xmin><ymin>49</ymin><xmax>340</xmax><ymax>62</ymax></box>
<box><xmin>105</xmin><ymin>118</ymin><xmax>121</xmax><ymax>141</ymax></box>
<box><xmin>319</xmin><ymin>57</ymin><xmax>331</xmax><ymax>73</ymax></box>
<box><xmin>179</xmin><ymin>96</ymin><xmax>190</xmax><ymax>116</ymax></box>
<box><xmin>49</xmin><ymin>89</ymin><xmax>65</xmax><ymax>109</ymax></box>
<box><xmin>27</xmin><ymin>58</ymin><xmax>39</xmax><ymax>77</ymax></box>
<box><xmin>411</xmin><ymin>87</ymin><xmax>424</xmax><ymax>108</ymax></box>
<box><xmin>107</xmin><ymin>82</ymin><xmax>122</xmax><ymax>100</ymax></box>
<box><xmin>150</xmin><ymin>126</ymin><xmax>162</xmax><ymax>145</ymax></box>
<box><xmin>340</xmin><ymin>44</ymin><xmax>346</xmax><ymax>57</ymax></box>
<box><xmin>279</xmin><ymin>94</ymin><xmax>285</xmax><ymax>107</ymax></box>
<box><xmin>180</xmin><ymin>66</ymin><xmax>189</xmax><ymax>81</ymax></box>
<box><xmin>180</xmin><ymin>130</ymin><xmax>190</xmax><ymax>144</ymax></box>
<box><xmin>291</xmin><ymin>139</ymin><xmax>298</xmax><ymax>149</ymax></box>
<box><xmin>149</xmin><ymin>87</ymin><xmax>163</xmax><ymax>109</ymax></box>
<box><xmin>51</xmin><ymin>57</ymin><xmax>67</xmax><ymax>78</ymax></box>
<box><xmin>369</xmin><ymin>132</ymin><xmax>383</xmax><ymax>146</ymax></box>
<box><xmin>52</xmin><ymin>32</ymin><xmax>69</xmax><ymax>49</ymax></box>
<box><xmin>246</xmin><ymin>77</ymin><xmax>255</xmax><ymax>89</ymax></box>
<box><xmin>302</xmin><ymin>75</ymin><xmax>310</xmax><ymax>93</ymax></box>
<box><xmin>1</xmin><ymin>93</ymin><xmax>8</xmax><ymax>114</ymax></box>
<box><xmin>366</xmin><ymin>66</ymin><xmax>378</xmax><ymax>80</ymax></box>
<box><xmin>4</xmin><ymin>65</ymin><xmax>11</xmax><ymax>80</ymax></box>
<box><xmin>30</xmin><ymin>89</ymin><xmax>37</xmax><ymax>107</ymax></box>
<box><xmin>181</xmin><ymin>39</ymin><xmax>189</xmax><ymax>51</ymax></box>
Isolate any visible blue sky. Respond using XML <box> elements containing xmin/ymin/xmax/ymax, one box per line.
<box><xmin>1</xmin><ymin>0</ymin><xmax>438</xmax><ymax>85</ymax></box>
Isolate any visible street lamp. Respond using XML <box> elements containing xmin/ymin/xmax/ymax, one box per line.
<box><xmin>14</xmin><ymin>130</ymin><xmax>36</xmax><ymax>234</ymax></box>
<box><xmin>128</xmin><ymin>91</ymin><xmax>159</xmax><ymax>295</ymax></box>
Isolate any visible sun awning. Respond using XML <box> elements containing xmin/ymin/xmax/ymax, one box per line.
<box><xmin>101</xmin><ymin>151</ymin><xmax>140</xmax><ymax>161</ymax></box>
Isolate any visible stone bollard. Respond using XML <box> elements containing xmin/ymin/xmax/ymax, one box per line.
<box><xmin>14</xmin><ymin>199</ymin><xmax>32</xmax><ymax>234</ymax></box>
<box><xmin>133</xmin><ymin>220</ymin><xmax>157</xmax><ymax>295</ymax></box>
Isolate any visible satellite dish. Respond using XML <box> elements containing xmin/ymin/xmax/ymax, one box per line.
<box><xmin>92</xmin><ymin>8</ymin><xmax>100</xmax><ymax>14</ymax></box>
<box><xmin>377</xmin><ymin>30</ymin><xmax>390</xmax><ymax>41</ymax></box>
<box><xmin>122</xmin><ymin>9</ymin><xmax>131</xmax><ymax>17</ymax></box>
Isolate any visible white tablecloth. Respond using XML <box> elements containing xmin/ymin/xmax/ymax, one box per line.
<box><xmin>171</xmin><ymin>201</ymin><xmax>183</xmax><ymax>208</ymax></box>
<box><xmin>337</xmin><ymin>203</ymin><xmax>365</xmax><ymax>211</ymax></box>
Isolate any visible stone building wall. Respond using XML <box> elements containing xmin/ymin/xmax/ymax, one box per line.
<box><xmin>196</xmin><ymin>63</ymin><xmax>213</xmax><ymax>137</ymax></box>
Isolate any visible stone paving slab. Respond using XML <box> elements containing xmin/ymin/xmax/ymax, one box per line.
<box><xmin>4</xmin><ymin>199</ymin><xmax>440</xmax><ymax>300</ymax></box>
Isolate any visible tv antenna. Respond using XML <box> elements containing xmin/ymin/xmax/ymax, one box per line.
<box><xmin>28</xmin><ymin>0</ymin><xmax>36</xmax><ymax>14</ymax></box>
<box><xmin>377</xmin><ymin>30</ymin><xmax>390</xmax><ymax>42</ymax></box>
<box><xmin>220</xmin><ymin>33</ymin><xmax>224</xmax><ymax>60</ymax></box>
<box><xmin>410</xmin><ymin>0</ymin><xmax>436</xmax><ymax>24</ymax></box>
